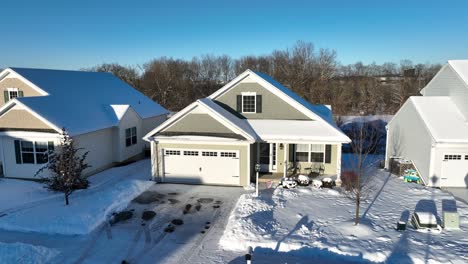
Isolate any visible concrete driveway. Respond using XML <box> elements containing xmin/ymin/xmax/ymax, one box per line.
<box><xmin>67</xmin><ymin>183</ymin><xmax>245</xmax><ymax>264</ymax></box>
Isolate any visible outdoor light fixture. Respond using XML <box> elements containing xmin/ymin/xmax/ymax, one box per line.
<box><xmin>279</xmin><ymin>143</ymin><xmax>284</xmax><ymax>150</ymax></box>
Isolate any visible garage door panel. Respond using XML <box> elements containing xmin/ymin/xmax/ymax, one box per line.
<box><xmin>441</xmin><ymin>153</ymin><xmax>468</xmax><ymax>187</ymax></box>
<box><xmin>163</xmin><ymin>148</ymin><xmax>240</xmax><ymax>185</ymax></box>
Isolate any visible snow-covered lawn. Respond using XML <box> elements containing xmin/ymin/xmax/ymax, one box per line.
<box><xmin>0</xmin><ymin>159</ymin><xmax>154</xmax><ymax>235</ymax></box>
<box><xmin>0</xmin><ymin>242</ymin><xmax>59</xmax><ymax>264</ymax></box>
<box><xmin>220</xmin><ymin>169</ymin><xmax>468</xmax><ymax>263</ymax></box>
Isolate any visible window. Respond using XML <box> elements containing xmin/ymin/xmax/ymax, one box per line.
<box><xmin>296</xmin><ymin>144</ymin><xmax>309</xmax><ymax>162</ymax></box>
<box><xmin>242</xmin><ymin>93</ymin><xmax>256</xmax><ymax>113</ymax></box>
<box><xmin>220</xmin><ymin>152</ymin><xmax>236</xmax><ymax>157</ymax></box>
<box><xmin>202</xmin><ymin>151</ymin><xmax>217</xmax><ymax>157</ymax></box>
<box><xmin>7</xmin><ymin>88</ymin><xmax>21</xmax><ymax>100</ymax></box>
<box><xmin>125</xmin><ymin>127</ymin><xmax>137</xmax><ymax>147</ymax></box>
<box><xmin>184</xmin><ymin>151</ymin><xmax>199</xmax><ymax>156</ymax></box>
<box><xmin>444</xmin><ymin>154</ymin><xmax>462</xmax><ymax>160</ymax></box>
<box><xmin>21</xmin><ymin>141</ymin><xmax>35</xmax><ymax>164</ymax></box>
<box><xmin>165</xmin><ymin>150</ymin><xmax>180</xmax><ymax>156</ymax></box>
<box><xmin>19</xmin><ymin>141</ymin><xmax>51</xmax><ymax>164</ymax></box>
<box><xmin>465</xmin><ymin>155</ymin><xmax>468</xmax><ymax>160</ymax></box>
<box><xmin>310</xmin><ymin>144</ymin><xmax>325</xmax><ymax>162</ymax></box>
<box><xmin>295</xmin><ymin>144</ymin><xmax>325</xmax><ymax>163</ymax></box>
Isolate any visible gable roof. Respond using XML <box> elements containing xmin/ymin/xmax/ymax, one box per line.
<box><xmin>0</xmin><ymin>68</ymin><xmax>168</xmax><ymax>135</ymax></box>
<box><xmin>144</xmin><ymin>98</ymin><xmax>258</xmax><ymax>142</ymax></box>
<box><xmin>401</xmin><ymin>96</ymin><xmax>468</xmax><ymax>143</ymax></box>
<box><xmin>208</xmin><ymin>69</ymin><xmax>349</xmax><ymax>139</ymax></box>
<box><xmin>448</xmin><ymin>60</ymin><xmax>468</xmax><ymax>86</ymax></box>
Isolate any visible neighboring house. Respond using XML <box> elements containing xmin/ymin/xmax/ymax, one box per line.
<box><xmin>144</xmin><ymin>70</ymin><xmax>350</xmax><ymax>187</ymax></box>
<box><xmin>0</xmin><ymin>68</ymin><xmax>168</xmax><ymax>179</ymax></box>
<box><xmin>386</xmin><ymin>60</ymin><xmax>468</xmax><ymax>188</ymax></box>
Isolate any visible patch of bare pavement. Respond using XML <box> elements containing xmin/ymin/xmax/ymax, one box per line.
<box><xmin>69</xmin><ymin>184</ymin><xmax>245</xmax><ymax>264</ymax></box>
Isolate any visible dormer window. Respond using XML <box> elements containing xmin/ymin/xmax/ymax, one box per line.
<box><xmin>242</xmin><ymin>92</ymin><xmax>256</xmax><ymax>113</ymax></box>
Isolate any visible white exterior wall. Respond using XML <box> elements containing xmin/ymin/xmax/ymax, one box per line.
<box><xmin>116</xmin><ymin>108</ymin><xmax>143</xmax><ymax>162</ymax></box>
<box><xmin>422</xmin><ymin>65</ymin><xmax>468</xmax><ymax>120</ymax></box>
<box><xmin>0</xmin><ymin>132</ymin><xmax>60</xmax><ymax>179</ymax></box>
<box><xmin>74</xmin><ymin>127</ymin><xmax>116</xmax><ymax>177</ymax></box>
<box><xmin>386</xmin><ymin>100</ymin><xmax>435</xmax><ymax>185</ymax></box>
<box><xmin>432</xmin><ymin>144</ymin><xmax>468</xmax><ymax>187</ymax></box>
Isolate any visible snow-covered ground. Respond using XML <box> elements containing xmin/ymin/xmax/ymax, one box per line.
<box><xmin>220</xmin><ymin>168</ymin><xmax>468</xmax><ymax>263</ymax></box>
<box><xmin>0</xmin><ymin>242</ymin><xmax>59</xmax><ymax>264</ymax></box>
<box><xmin>0</xmin><ymin>159</ymin><xmax>153</xmax><ymax>235</ymax></box>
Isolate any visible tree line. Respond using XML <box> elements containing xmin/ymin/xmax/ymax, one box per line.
<box><xmin>85</xmin><ymin>41</ymin><xmax>442</xmax><ymax>115</ymax></box>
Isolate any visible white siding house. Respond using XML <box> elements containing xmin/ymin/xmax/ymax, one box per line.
<box><xmin>386</xmin><ymin>60</ymin><xmax>468</xmax><ymax>188</ymax></box>
<box><xmin>0</xmin><ymin>68</ymin><xmax>168</xmax><ymax>179</ymax></box>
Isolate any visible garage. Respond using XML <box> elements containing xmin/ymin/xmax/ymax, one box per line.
<box><xmin>162</xmin><ymin>148</ymin><xmax>240</xmax><ymax>185</ymax></box>
<box><xmin>440</xmin><ymin>154</ymin><xmax>468</xmax><ymax>187</ymax></box>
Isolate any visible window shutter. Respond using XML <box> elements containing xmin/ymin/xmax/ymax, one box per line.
<box><xmin>4</xmin><ymin>91</ymin><xmax>9</xmax><ymax>103</ymax></box>
<box><xmin>14</xmin><ymin>140</ymin><xmax>22</xmax><ymax>164</ymax></box>
<box><xmin>256</xmin><ymin>95</ymin><xmax>262</xmax><ymax>113</ymax></box>
<box><xmin>325</xmin><ymin>144</ymin><xmax>332</xmax><ymax>164</ymax></box>
<box><xmin>18</xmin><ymin>91</ymin><xmax>24</xmax><ymax>97</ymax></box>
<box><xmin>236</xmin><ymin>95</ymin><xmax>242</xmax><ymax>112</ymax></box>
<box><xmin>48</xmin><ymin>141</ymin><xmax>54</xmax><ymax>152</ymax></box>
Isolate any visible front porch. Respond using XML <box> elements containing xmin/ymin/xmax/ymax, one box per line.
<box><xmin>252</xmin><ymin>142</ymin><xmax>343</xmax><ymax>185</ymax></box>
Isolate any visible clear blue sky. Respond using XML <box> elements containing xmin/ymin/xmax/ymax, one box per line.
<box><xmin>1</xmin><ymin>0</ymin><xmax>468</xmax><ymax>70</ymax></box>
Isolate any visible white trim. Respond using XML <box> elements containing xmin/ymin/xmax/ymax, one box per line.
<box><xmin>246</xmin><ymin>143</ymin><xmax>251</xmax><ymax>186</ymax></box>
<box><xmin>295</xmin><ymin>143</ymin><xmax>326</xmax><ymax>163</ymax></box>
<box><xmin>143</xmin><ymin>99</ymin><xmax>257</xmax><ymax>142</ymax></box>
<box><xmin>208</xmin><ymin>70</ymin><xmax>350</xmax><ymax>141</ymax></box>
<box><xmin>0</xmin><ymin>99</ymin><xmax>61</xmax><ymax>133</ymax></box>
<box><xmin>153</xmin><ymin>138</ymin><xmax>251</xmax><ymax>146</ymax></box>
<box><xmin>0</xmin><ymin>131</ymin><xmax>60</xmax><ymax>138</ymax></box>
<box><xmin>0</xmin><ymin>68</ymin><xmax>49</xmax><ymax>96</ymax></box>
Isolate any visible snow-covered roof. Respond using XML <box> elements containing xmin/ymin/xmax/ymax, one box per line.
<box><xmin>448</xmin><ymin>60</ymin><xmax>468</xmax><ymax>85</ymax></box>
<box><xmin>409</xmin><ymin>96</ymin><xmax>468</xmax><ymax>143</ymax></box>
<box><xmin>247</xmin><ymin>119</ymin><xmax>351</xmax><ymax>143</ymax></box>
<box><xmin>4</xmin><ymin>68</ymin><xmax>168</xmax><ymax>135</ymax></box>
<box><xmin>144</xmin><ymin>98</ymin><xmax>259</xmax><ymax>142</ymax></box>
<box><xmin>253</xmin><ymin>71</ymin><xmax>338</xmax><ymax>127</ymax></box>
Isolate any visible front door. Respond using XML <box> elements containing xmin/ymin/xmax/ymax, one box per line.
<box><xmin>259</xmin><ymin>143</ymin><xmax>277</xmax><ymax>172</ymax></box>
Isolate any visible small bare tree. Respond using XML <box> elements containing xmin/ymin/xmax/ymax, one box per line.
<box><xmin>343</xmin><ymin>118</ymin><xmax>382</xmax><ymax>225</ymax></box>
<box><xmin>36</xmin><ymin>128</ymin><xmax>91</xmax><ymax>205</ymax></box>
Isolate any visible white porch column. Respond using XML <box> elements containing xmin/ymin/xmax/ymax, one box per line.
<box><xmin>335</xmin><ymin>143</ymin><xmax>342</xmax><ymax>187</ymax></box>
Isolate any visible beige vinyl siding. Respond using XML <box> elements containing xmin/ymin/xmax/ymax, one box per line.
<box><xmin>0</xmin><ymin>78</ymin><xmax>43</xmax><ymax>107</ymax></box>
<box><xmin>215</xmin><ymin>82</ymin><xmax>311</xmax><ymax>120</ymax></box>
<box><xmin>423</xmin><ymin>65</ymin><xmax>468</xmax><ymax>119</ymax></box>
<box><xmin>154</xmin><ymin>142</ymin><xmax>249</xmax><ymax>186</ymax></box>
<box><xmin>0</xmin><ymin>109</ymin><xmax>52</xmax><ymax>130</ymax></box>
<box><xmin>165</xmin><ymin>113</ymin><xmax>235</xmax><ymax>134</ymax></box>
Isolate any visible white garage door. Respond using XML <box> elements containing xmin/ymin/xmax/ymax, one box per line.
<box><xmin>441</xmin><ymin>154</ymin><xmax>468</xmax><ymax>187</ymax></box>
<box><xmin>162</xmin><ymin>148</ymin><xmax>240</xmax><ymax>185</ymax></box>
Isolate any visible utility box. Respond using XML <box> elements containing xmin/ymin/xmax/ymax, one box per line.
<box><xmin>442</xmin><ymin>199</ymin><xmax>459</xmax><ymax>230</ymax></box>
<box><xmin>443</xmin><ymin>212</ymin><xmax>460</xmax><ymax>229</ymax></box>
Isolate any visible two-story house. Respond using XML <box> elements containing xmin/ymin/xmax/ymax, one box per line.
<box><xmin>0</xmin><ymin>67</ymin><xmax>168</xmax><ymax>179</ymax></box>
<box><xmin>144</xmin><ymin>70</ymin><xmax>350</xmax><ymax>187</ymax></box>
<box><xmin>386</xmin><ymin>60</ymin><xmax>468</xmax><ymax>188</ymax></box>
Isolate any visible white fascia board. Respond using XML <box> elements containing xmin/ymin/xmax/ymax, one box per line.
<box><xmin>0</xmin><ymin>130</ymin><xmax>60</xmax><ymax>138</ymax></box>
<box><xmin>153</xmin><ymin>138</ymin><xmax>252</xmax><ymax>145</ymax></box>
<box><xmin>198</xmin><ymin>100</ymin><xmax>256</xmax><ymax>141</ymax></box>
<box><xmin>263</xmin><ymin>139</ymin><xmax>349</xmax><ymax>144</ymax></box>
<box><xmin>0</xmin><ymin>99</ymin><xmax>61</xmax><ymax>133</ymax></box>
<box><xmin>143</xmin><ymin>102</ymin><xmax>198</xmax><ymax>141</ymax></box>
<box><xmin>5</xmin><ymin>68</ymin><xmax>49</xmax><ymax>95</ymax></box>
<box><xmin>209</xmin><ymin>70</ymin><xmax>349</xmax><ymax>142</ymax></box>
